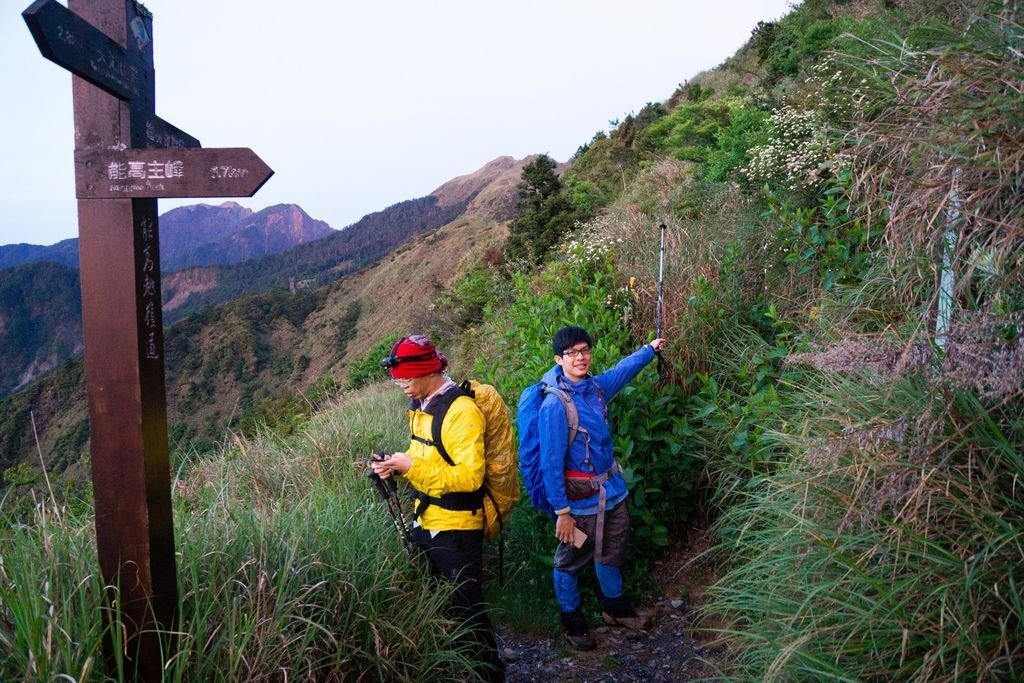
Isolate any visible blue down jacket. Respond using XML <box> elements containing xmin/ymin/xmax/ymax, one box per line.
<box><xmin>538</xmin><ymin>344</ymin><xmax>656</xmax><ymax>515</ymax></box>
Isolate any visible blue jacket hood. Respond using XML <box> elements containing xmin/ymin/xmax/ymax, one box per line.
<box><xmin>541</xmin><ymin>364</ymin><xmax>562</xmax><ymax>387</ymax></box>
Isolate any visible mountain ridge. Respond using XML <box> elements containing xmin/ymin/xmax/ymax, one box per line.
<box><xmin>160</xmin><ymin>155</ymin><xmax>535</xmax><ymax>321</ymax></box>
<box><xmin>0</xmin><ymin>154</ymin><xmax>530</xmax><ymax>471</ymax></box>
<box><xmin>0</xmin><ymin>202</ymin><xmax>335</xmax><ymax>273</ymax></box>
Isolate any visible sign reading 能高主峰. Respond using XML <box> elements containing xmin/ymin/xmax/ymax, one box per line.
<box><xmin>75</xmin><ymin>147</ymin><xmax>273</xmax><ymax>198</ymax></box>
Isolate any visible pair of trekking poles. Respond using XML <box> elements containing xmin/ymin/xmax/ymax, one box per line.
<box><xmin>366</xmin><ymin>453</ymin><xmax>414</xmax><ymax>555</ymax></box>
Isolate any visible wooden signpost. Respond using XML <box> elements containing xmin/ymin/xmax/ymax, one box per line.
<box><xmin>75</xmin><ymin>147</ymin><xmax>274</xmax><ymax>199</ymax></box>
<box><xmin>23</xmin><ymin>0</ymin><xmax>273</xmax><ymax>678</ymax></box>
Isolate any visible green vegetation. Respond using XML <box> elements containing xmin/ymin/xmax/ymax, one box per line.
<box><xmin>0</xmin><ymin>261</ymin><xmax>82</xmax><ymax>399</ymax></box>
<box><xmin>503</xmin><ymin>154</ymin><xmax>585</xmax><ymax>266</ymax></box>
<box><xmin>0</xmin><ymin>359</ymin><xmax>88</xmax><ymax>505</ymax></box>
<box><xmin>481</xmin><ymin>232</ymin><xmax>698</xmax><ymax>554</ymax></box>
<box><xmin>478</xmin><ymin>1</ymin><xmax>1022</xmax><ymax>678</ymax></box>
<box><xmin>166</xmin><ymin>288</ymin><xmax>326</xmax><ymax>448</ymax></box>
<box><xmin>346</xmin><ymin>337</ymin><xmax>401</xmax><ymax>391</ymax></box>
<box><xmin>1</xmin><ymin>385</ymin><xmax>479</xmax><ymax>680</ymax></box>
<box><xmin>3</xmin><ymin>0</ymin><xmax>1022</xmax><ymax>679</ymax></box>
<box><xmin>687</xmin><ymin>4</ymin><xmax>1023</xmax><ymax>679</ymax></box>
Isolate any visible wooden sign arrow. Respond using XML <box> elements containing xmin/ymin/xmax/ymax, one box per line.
<box><xmin>75</xmin><ymin>147</ymin><xmax>274</xmax><ymax>198</ymax></box>
<box><xmin>23</xmin><ymin>0</ymin><xmax>149</xmax><ymax>102</ymax></box>
<box><xmin>145</xmin><ymin>115</ymin><xmax>201</xmax><ymax>149</ymax></box>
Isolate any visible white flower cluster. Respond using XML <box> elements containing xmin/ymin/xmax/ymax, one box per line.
<box><xmin>745</xmin><ymin>60</ymin><xmax>862</xmax><ymax>190</ymax></box>
<box><xmin>561</xmin><ymin>225</ymin><xmax>624</xmax><ymax>268</ymax></box>
<box><xmin>745</xmin><ymin>105</ymin><xmax>830</xmax><ymax>190</ymax></box>
<box><xmin>807</xmin><ymin>60</ymin><xmax>869</xmax><ymax>117</ymax></box>
<box><xmin>609</xmin><ymin>286</ymin><xmax>634</xmax><ymax>325</ymax></box>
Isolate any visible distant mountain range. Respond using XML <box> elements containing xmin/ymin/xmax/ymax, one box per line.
<box><xmin>0</xmin><ymin>155</ymin><xmax>530</xmax><ymax>403</ymax></box>
<box><xmin>0</xmin><ymin>202</ymin><xmax>334</xmax><ymax>273</ymax></box>
<box><xmin>0</xmin><ymin>154</ymin><xmax>529</xmax><ymax>480</ymax></box>
<box><xmin>160</xmin><ymin>155</ymin><xmax>527</xmax><ymax>322</ymax></box>
<box><xmin>0</xmin><ymin>203</ymin><xmax>334</xmax><ymax>397</ymax></box>
<box><xmin>0</xmin><ymin>239</ymin><xmax>80</xmax><ymax>271</ymax></box>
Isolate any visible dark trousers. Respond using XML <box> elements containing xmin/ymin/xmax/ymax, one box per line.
<box><xmin>411</xmin><ymin>527</ymin><xmax>504</xmax><ymax>682</ymax></box>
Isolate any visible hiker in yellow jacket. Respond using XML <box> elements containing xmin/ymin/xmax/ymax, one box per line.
<box><xmin>370</xmin><ymin>334</ymin><xmax>504</xmax><ymax>682</ymax></box>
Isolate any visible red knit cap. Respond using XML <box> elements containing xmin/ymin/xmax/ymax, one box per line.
<box><xmin>385</xmin><ymin>335</ymin><xmax>448</xmax><ymax>379</ymax></box>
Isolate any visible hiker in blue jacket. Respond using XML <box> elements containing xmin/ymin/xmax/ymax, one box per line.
<box><xmin>539</xmin><ymin>325</ymin><xmax>666</xmax><ymax>650</ymax></box>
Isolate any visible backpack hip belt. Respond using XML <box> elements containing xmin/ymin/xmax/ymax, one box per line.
<box><xmin>411</xmin><ymin>488</ymin><xmax>484</xmax><ymax>519</ymax></box>
<box><xmin>564</xmin><ymin>461</ymin><xmax>621</xmax><ymax>563</ymax></box>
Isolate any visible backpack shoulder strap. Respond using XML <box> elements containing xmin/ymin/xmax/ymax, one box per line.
<box><xmin>412</xmin><ymin>383</ymin><xmax>470</xmax><ymax>466</ymax></box>
<box><xmin>542</xmin><ymin>383</ymin><xmax>581</xmax><ymax>447</ymax></box>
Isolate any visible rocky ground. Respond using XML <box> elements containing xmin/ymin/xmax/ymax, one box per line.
<box><xmin>497</xmin><ymin>525</ymin><xmax>725</xmax><ymax>682</ymax></box>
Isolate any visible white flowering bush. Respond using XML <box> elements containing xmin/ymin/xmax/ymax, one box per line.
<box><xmin>559</xmin><ymin>220</ymin><xmax>623</xmax><ymax>269</ymax></box>
<box><xmin>553</xmin><ymin>219</ymin><xmax>635</xmax><ymax>324</ymax></box>
<box><xmin>744</xmin><ymin>61</ymin><xmax>864</xmax><ymax>190</ymax></box>
<box><xmin>745</xmin><ymin>106</ymin><xmax>830</xmax><ymax>189</ymax></box>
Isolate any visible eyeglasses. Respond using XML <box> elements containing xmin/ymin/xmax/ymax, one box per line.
<box><xmin>391</xmin><ymin>378</ymin><xmax>413</xmax><ymax>387</ymax></box>
<box><xmin>561</xmin><ymin>346</ymin><xmax>592</xmax><ymax>360</ymax></box>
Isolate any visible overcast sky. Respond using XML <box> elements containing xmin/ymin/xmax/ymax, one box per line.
<box><xmin>1</xmin><ymin>0</ymin><xmax>794</xmax><ymax>247</ymax></box>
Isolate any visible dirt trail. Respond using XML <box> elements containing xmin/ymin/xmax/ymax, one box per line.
<box><xmin>499</xmin><ymin>524</ymin><xmax>724</xmax><ymax>681</ymax></box>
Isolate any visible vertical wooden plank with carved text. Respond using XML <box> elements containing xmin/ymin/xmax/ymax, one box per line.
<box><xmin>22</xmin><ymin>0</ymin><xmax>272</xmax><ymax>678</ymax></box>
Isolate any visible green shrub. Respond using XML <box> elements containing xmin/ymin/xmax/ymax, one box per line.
<box><xmin>429</xmin><ymin>260</ymin><xmax>509</xmax><ymax>335</ymax></box>
<box><xmin>345</xmin><ymin>336</ymin><xmax>399</xmax><ymax>391</ymax></box>
<box><xmin>763</xmin><ymin>170</ymin><xmax>880</xmax><ymax>291</ymax></box>
<box><xmin>480</xmin><ymin>231</ymin><xmax>700</xmax><ymax>560</ymax></box>
<box><xmin>561</xmin><ymin>134</ymin><xmax>640</xmax><ymax>215</ymax></box>
<box><xmin>704</xmin><ymin>104</ymin><xmax>771</xmax><ymax>183</ymax></box>
<box><xmin>636</xmin><ymin>99</ymin><xmax>736</xmax><ymax>164</ymax></box>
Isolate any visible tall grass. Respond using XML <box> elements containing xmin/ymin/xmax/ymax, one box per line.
<box><xmin>1</xmin><ymin>383</ymin><xmax>487</xmax><ymax>681</ymax></box>
<box><xmin>684</xmin><ymin>6</ymin><xmax>1024</xmax><ymax>680</ymax></box>
<box><xmin>701</xmin><ymin>363</ymin><xmax>1023</xmax><ymax>680</ymax></box>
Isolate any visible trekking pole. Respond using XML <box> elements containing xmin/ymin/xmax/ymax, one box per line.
<box><xmin>656</xmin><ymin>222</ymin><xmax>667</xmax><ymax>377</ymax></box>
<box><xmin>366</xmin><ymin>456</ymin><xmax>414</xmax><ymax>554</ymax></box>
<box><xmin>657</xmin><ymin>222</ymin><xmax>666</xmax><ymax>340</ymax></box>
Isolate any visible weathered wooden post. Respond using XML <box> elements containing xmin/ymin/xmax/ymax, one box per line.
<box><xmin>23</xmin><ymin>1</ymin><xmax>273</xmax><ymax>678</ymax></box>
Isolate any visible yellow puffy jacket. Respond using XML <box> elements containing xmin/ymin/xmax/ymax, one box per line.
<box><xmin>404</xmin><ymin>392</ymin><xmax>486</xmax><ymax>532</ymax></box>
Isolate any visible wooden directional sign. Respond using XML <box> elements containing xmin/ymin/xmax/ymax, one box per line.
<box><xmin>145</xmin><ymin>114</ymin><xmax>201</xmax><ymax>149</ymax></box>
<box><xmin>22</xmin><ymin>0</ymin><xmax>274</xmax><ymax>679</ymax></box>
<box><xmin>76</xmin><ymin>147</ymin><xmax>274</xmax><ymax>198</ymax></box>
<box><xmin>24</xmin><ymin>0</ymin><xmax>201</xmax><ymax>149</ymax></box>
<box><xmin>24</xmin><ymin>0</ymin><xmax>150</xmax><ymax>102</ymax></box>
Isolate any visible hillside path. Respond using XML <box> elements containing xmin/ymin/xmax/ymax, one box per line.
<box><xmin>498</xmin><ymin>524</ymin><xmax>723</xmax><ymax>681</ymax></box>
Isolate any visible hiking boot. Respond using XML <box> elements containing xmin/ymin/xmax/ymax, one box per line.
<box><xmin>560</xmin><ymin>610</ymin><xmax>597</xmax><ymax>651</ymax></box>
<box><xmin>601</xmin><ymin>597</ymin><xmax>652</xmax><ymax>631</ymax></box>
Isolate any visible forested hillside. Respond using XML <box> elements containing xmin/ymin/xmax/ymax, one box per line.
<box><xmin>0</xmin><ymin>261</ymin><xmax>82</xmax><ymax>397</ymax></box>
<box><xmin>161</xmin><ymin>156</ymin><xmax>525</xmax><ymax>322</ymax></box>
<box><xmin>2</xmin><ymin>0</ymin><xmax>1020</xmax><ymax>680</ymax></box>
<box><xmin>0</xmin><ymin>156</ymin><xmax>523</xmax><ymax>485</ymax></box>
